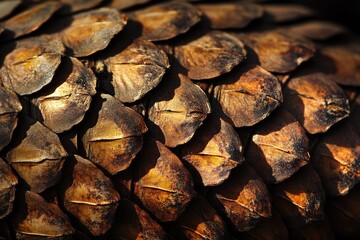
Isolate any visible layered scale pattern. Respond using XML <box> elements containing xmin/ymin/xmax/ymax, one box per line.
<box><xmin>0</xmin><ymin>0</ymin><xmax>360</xmax><ymax>239</ymax></box>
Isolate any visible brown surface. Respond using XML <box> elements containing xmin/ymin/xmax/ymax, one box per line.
<box><xmin>0</xmin><ymin>0</ymin><xmax>21</xmax><ymax>20</ymax></box>
<box><xmin>0</xmin><ymin>85</ymin><xmax>21</xmax><ymax>151</ymax></box>
<box><xmin>283</xmin><ymin>73</ymin><xmax>350</xmax><ymax>134</ymax></box>
<box><xmin>0</xmin><ymin>158</ymin><xmax>17</xmax><ymax>220</ymax></box>
<box><xmin>52</xmin><ymin>8</ymin><xmax>127</xmax><ymax>57</ymax></box>
<box><xmin>59</xmin><ymin>0</ymin><xmax>104</xmax><ymax>13</ymax></box>
<box><xmin>240</xmin><ymin>32</ymin><xmax>316</xmax><ymax>73</ymax></box>
<box><xmin>62</xmin><ymin>155</ymin><xmax>120</xmax><ymax>236</ymax></box>
<box><xmin>101</xmin><ymin>39</ymin><xmax>169</xmax><ymax>103</ymax></box>
<box><xmin>0</xmin><ymin>36</ymin><xmax>65</xmax><ymax>95</ymax></box>
<box><xmin>181</xmin><ymin>116</ymin><xmax>244</xmax><ymax>186</ymax></box>
<box><xmin>32</xmin><ymin>57</ymin><xmax>96</xmax><ymax>133</ymax></box>
<box><xmin>83</xmin><ymin>94</ymin><xmax>147</xmax><ymax>175</ymax></box>
<box><xmin>210</xmin><ymin>165</ymin><xmax>271</xmax><ymax>232</ymax></box>
<box><xmin>212</xmin><ymin>64</ymin><xmax>282</xmax><ymax>127</ymax></box>
<box><xmin>107</xmin><ymin>0</ymin><xmax>150</xmax><ymax>10</ymax></box>
<box><xmin>134</xmin><ymin>139</ymin><xmax>195</xmax><ymax>222</ymax></box>
<box><xmin>1</xmin><ymin>1</ymin><xmax>62</xmax><ymax>40</ymax></box>
<box><xmin>247</xmin><ymin>108</ymin><xmax>309</xmax><ymax>183</ymax></box>
<box><xmin>311</xmin><ymin>121</ymin><xmax>360</xmax><ymax>196</ymax></box>
<box><xmin>12</xmin><ymin>191</ymin><xmax>74</xmax><ymax>238</ymax></box>
<box><xmin>6</xmin><ymin>117</ymin><xmax>67</xmax><ymax>193</ymax></box>
<box><xmin>264</xmin><ymin>4</ymin><xmax>313</xmax><ymax>23</ymax></box>
<box><xmin>197</xmin><ymin>2</ymin><xmax>263</xmax><ymax>29</ymax></box>
<box><xmin>148</xmin><ymin>72</ymin><xmax>211</xmax><ymax>148</ymax></box>
<box><xmin>129</xmin><ymin>1</ymin><xmax>201</xmax><ymax>41</ymax></box>
<box><xmin>175</xmin><ymin>31</ymin><xmax>246</xmax><ymax>80</ymax></box>
<box><xmin>278</xmin><ymin>21</ymin><xmax>346</xmax><ymax>41</ymax></box>
<box><xmin>321</xmin><ymin>44</ymin><xmax>360</xmax><ymax>86</ymax></box>
<box><xmin>272</xmin><ymin>166</ymin><xmax>325</xmax><ymax>228</ymax></box>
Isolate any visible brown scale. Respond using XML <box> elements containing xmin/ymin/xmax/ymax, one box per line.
<box><xmin>246</xmin><ymin>108</ymin><xmax>310</xmax><ymax>184</ymax></box>
<box><xmin>60</xmin><ymin>155</ymin><xmax>120</xmax><ymax>236</ymax></box>
<box><xmin>0</xmin><ymin>85</ymin><xmax>22</xmax><ymax>152</ymax></box>
<box><xmin>6</xmin><ymin>116</ymin><xmax>68</xmax><ymax>193</ymax></box>
<box><xmin>133</xmin><ymin>138</ymin><xmax>195</xmax><ymax>222</ymax></box>
<box><xmin>0</xmin><ymin>36</ymin><xmax>65</xmax><ymax>96</ymax></box>
<box><xmin>31</xmin><ymin>57</ymin><xmax>97</xmax><ymax>133</ymax></box>
<box><xmin>311</xmin><ymin>120</ymin><xmax>360</xmax><ymax>196</ymax></box>
<box><xmin>209</xmin><ymin>164</ymin><xmax>272</xmax><ymax>232</ymax></box>
<box><xmin>174</xmin><ymin>31</ymin><xmax>247</xmax><ymax>80</ymax></box>
<box><xmin>82</xmin><ymin>94</ymin><xmax>147</xmax><ymax>175</ymax></box>
<box><xmin>0</xmin><ymin>158</ymin><xmax>17</xmax><ymax>220</ymax></box>
<box><xmin>98</xmin><ymin>39</ymin><xmax>170</xmax><ymax>103</ymax></box>
<box><xmin>11</xmin><ymin>190</ymin><xmax>75</xmax><ymax>239</ymax></box>
<box><xmin>271</xmin><ymin>166</ymin><xmax>326</xmax><ymax>228</ymax></box>
<box><xmin>211</xmin><ymin>64</ymin><xmax>283</xmax><ymax>128</ymax></box>
<box><xmin>0</xmin><ymin>1</ymin><xmax>62</xmax><ymax>41</ymax></box>
<box><xmin>147</xmin><ymin>69</ymin><xmax>211</xmax><ymax>148</ymax></box>
<box><xmin>128</xmin><ymin>1</ymin><xmax>202</xmax><ymax>41</ymax></box>
<box><xmin>180</xmin><ymin>114</ymin><xmax>244</xmax><ymax>186</ymax></box>
<box><xmin>196</xmin><ymin>2</ymin><xmax>264</xmax><ymax>29</ymax></box>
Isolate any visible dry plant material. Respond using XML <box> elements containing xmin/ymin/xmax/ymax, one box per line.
<box><xmin>241</xmin><ymin>32</ymin><xmax>316</xmax><ymax>73</ymax></box>
<box><xmin>83</xmin><ymin>94</ymin><xmax>147</xmax><ymax>175</ymax></box>
<box><xmin>247</xmin><ymin>109</ymin><xmax>309</xmax><ymax>184</ymax></box>
<box><xmin>0</xmin><ymin>86</ymin><xmax>22</xmax><ymax>151</ymax></box>
<box><xmin>212</xmin><ymin>64</ymin><xmax>283</xmax><ymax>127</ymax></box>
<box><xmin>11</xmin><ymin>190</ymin><xmax>75</xmax><ymax>239</ymax></box>
<box><xmin>0</xmin><ymin>36</ymin><xmax>65</xmax><ymax>95</ymax></box>
<box><xmin>6</xmin><ymin>117</ymin><xmax>68</xmax><ymax>193</ymax></box>
<box><xmin>59</xmin><ymin>0</ymin><xmax>104</xmax><ymax>13</ymax></box>
<box><xmin>0</xmin><ymin>158</ymin><xmax>17</xmax><ymax>219</ymax></box>
<box><xmin>53</xmin><ymin>8</ymin><xmax>127</xmax><ymax>57</ymax></box>
<box><xmin>100</xmin><ymin>39</ymin><xmax>169</xmax><ymax>103</ymax></box>
<box><xmin>147</xmin><ymin>72</ymin><xmax>211</xmax><ymax>148</ymax></box>
<box><xmin>107</xmin><ymin>0</ymin><xmax>151</xmax><ymax>10</ymax></box>
<box><xmin>280</xmin><ymin>21</ymin><xmax>346</xmax><ymax>41</ymax></box>
<box><xmin>0</xmin><ymin>1</ymin><xmax>62</xmax><ymax>40</ymax></box>
<box><xmin>0</xmin><ymin>0</ymin><xmax>21</xmax><ymax>20</ymax></box>
<box><xmin>289</xmin><ymin>217</ymin><xmax>335</xmax><ymax>240</ymax></box>
<box><xmin>180</xmin><ymin>116</ymin><xmax>244</xmax><ymax>186</ymax></box>
<box><xmin>129</xmin><ymin>1</ymin><xmax>201</xmax><ymax>41</ymax></box>
<box><xmin>61</xmin><ymin>155</ymin><xmax>120</xmax><ymax>236</ymax></box>
<box><xmin>175</xmin><ymin>196</ymin><xmax>228</xmax><ymax>239</ymax></box>
<box><xmin>134</xmin><ymin>139</ymin><xmax>195</xmax><ymax>222</ymax></box>
<box><xmin>321</xmin><ymin>45</ymin><xmax>360</xmax><ymax>86</ymax></box>
<box><xmin>272</xmin><ymin>166</ymin><xmax>325</xmax><ymax>228</ymax></box>
<box><xmin>283</xmin><ymin>73</ymin><xmax>350</xmax><ymax>134</ymax></box>
<box><xmin>264</xmin><ymin>4</ymin><xmax>313</xmax><ymax>23</ymax></box>
<box><xmin>175</xmin><ymin>31</ymin><xmax>246</xmax><ymax>80</ymax></box>
<box><xmin>210</xmin><ymin>165</ymin><xmax>272</xmax><ymax>232</ymax></box>
<box><xmin>107</xmin><ymin>199</ymin><xmax>169</xmax><ymax>239</ymax></box>
<box><xmin>242</xmin><ymin>208</ymin><xmax>289</xmax><ymax>240</ymax></box>
<box><xmin>311</xmin><ymin>121</ymin><xmax>360</xmax><ymax>196</ymax></box>
<box><xmin>327</xmin><ymin>185</ymin><xmax>360</xmax><ymax>238</ymax></box>
<box><xmin>197</xmin><ymin>2</ymin><xmax>263</xmax><ymax>29</ymax></box>
<box><xmin>31</xmin><ymin>57</ymin><xmax>97</xmax><ymax>133</ymax></box>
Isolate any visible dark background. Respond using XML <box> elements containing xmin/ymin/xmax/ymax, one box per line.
<box><xmin>288</xmin><ymin>0</ymin><xmax>360</xmax><ymax>34</ymax></box>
